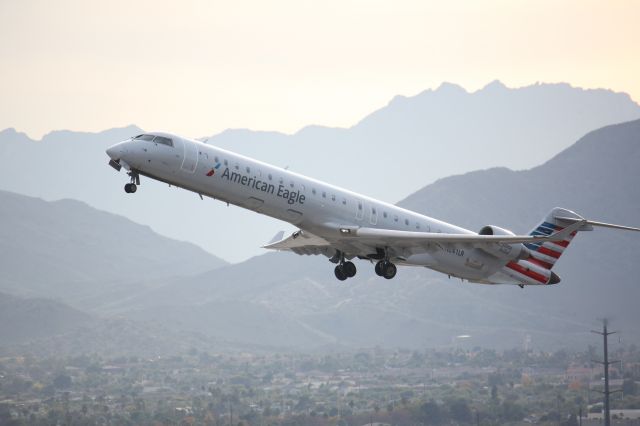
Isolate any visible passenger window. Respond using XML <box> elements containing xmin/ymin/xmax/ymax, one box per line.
<box><xmin>405</xmin><ymin>219</ymin><xmax>409</xmax><ymax>226</ymax></box>
<box><xmin>312</xmin><ymin>188</ymin><xmax>316</xmax><ymax>195</ymax></box>
<box><xmin>246</xmin><ymin>166</ymin><xmax>250</xmax><ymax>173</ymax></box>
<box><xmin>358</xmin><ymin>203</ymin><xmax>363</xmax><ymax>210</ymax></box>
<box><xmin>268</xmin><ymin>174</ymin><xmax>272</xmax><ymax>180</ymax></box>
<box><xmin>290</xmin><ymin>182</ymin><xmax>294</xmax><ymax>188</ymax></box>
<box><xmin>224</xmin><ymin>160</ymin><xmax>228</xmax><ymax>166</ymax></box>
<box><xmin>394</xmin><ymin>215</ymin><xmax>398</xmax><ymax>222</ymax></box>
<box><xmin>214</xmin><ymin>156</ymin><xmax>219</xmax><ymax>163</ymax></box>
<box><xmin>234</xmin><ymin>164</ymin><xmax>239</xmax><ymax>170</ymax></box>
<box><xmin>331</xmin><ymin>194</ymin><xmax>336</xmax><ymax>201</ymax></box>
<box><xmin>383</xmin><ymin>212</ymin><xmax>388</xmax><ymax>219</ymax></box>
<box><xmin>322</xmin><ymin>192</ymin><xmax>326</xmax><ymax>198</ymax></box>
<box><xmin>416</xmin><ymin>223</ymin><xmax>420</xmax><ymax>229</ymax></box>
<box><xmin>342</xmin><ymin>198</ymin><xmax>346</xmax><ymax>205</ymax></box>
<box><xmin>372</xmin><ymin>207</ymin><xmax>376</xmax><ymax>214</ymax></box>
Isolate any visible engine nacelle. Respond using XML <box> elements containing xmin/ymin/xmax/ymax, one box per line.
<box><xmin>477</xmin><ymin>225</ymin><xmax>530</xmax><ymax>261</ymax></box>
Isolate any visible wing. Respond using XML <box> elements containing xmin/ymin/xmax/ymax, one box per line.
<box><xmin>264</xmin><ymin>220</ymin><xmax>585</xmax><ymax>258</ymax></box>
<box><xmin>263</xmin><ymin>229</ymin><xmax>334</xmax><ymax>256</ymax></box>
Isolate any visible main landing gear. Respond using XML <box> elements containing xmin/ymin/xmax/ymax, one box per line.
<box><xmin>331</xmin><ymin>251</ymin><xmax>357</xmax><ymax>281</ymax></box>
<box><xmin>375</xmin><ymin>260</ymin><xmax>397</xmax><ymax>280</ymax></box>
<box><xmin>124</xmin><ymin>171</ymin><xmax>140</xmax><ymax>194</ymax></box>
<box><xmin>331</xmin><ymin>249</ymin><xmax>398</xmax><ymax>281</ymax></box>
<box><xmin>334</xmin><ymin>261</ymin><xmax>356</xmax><ymax>281</ymax></box>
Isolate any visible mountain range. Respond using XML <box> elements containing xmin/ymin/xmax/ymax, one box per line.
<box><xmin>1</xmin><ymin>118</ymin><xmax>638</xmax><ymax>354</ymax></box>
<box><xmin>0</xmin><ymin>81</ymin><xmax>638</xmax><ymax>262</ymax></box>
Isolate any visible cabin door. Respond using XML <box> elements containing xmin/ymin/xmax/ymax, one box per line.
<box><xmin>181</xmin><ymin>139</ymin><xmax>199</xmax><ymax>173</ymax></box>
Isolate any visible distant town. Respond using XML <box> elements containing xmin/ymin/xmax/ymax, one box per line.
<box><xmin>1</xmin><ymin>344</ymin><xmax>640</xmax><ymax>425</ymax></box>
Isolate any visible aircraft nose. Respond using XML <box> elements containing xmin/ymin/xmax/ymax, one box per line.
<box><xmin>106</xmin><ymin>142</ymin><xmax>125</xmax><ymax>160</ymax></box>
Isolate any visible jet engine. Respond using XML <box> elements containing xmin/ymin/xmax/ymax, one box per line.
<box><xmin>477</xmin><ymin>225</ymin><xmax>530</xmax><ymax>261</ymax></box>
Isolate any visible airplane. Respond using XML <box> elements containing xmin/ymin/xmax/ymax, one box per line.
<box><xmin>106</xmin><ymin>131</ymin><xmax>640</xmax><ymax>287</ymax></box>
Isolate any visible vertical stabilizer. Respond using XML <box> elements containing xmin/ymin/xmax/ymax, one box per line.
<box><xmin>525</xmin><ymin>207</ymin><xmax>592</xmax><ymax>270</ymax></box>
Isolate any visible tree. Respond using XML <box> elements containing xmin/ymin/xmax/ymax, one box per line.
<box><xmin>502</xmin><ymin>401</ymin><xmax>525</xmax><ymax>422</ymax></box>
<box><xmin>420</xmin><ymin>400</ymin><xmax>444</xmax><ymax>425</ymax></box>
<box><xmin>449</xmin><ymin>399</ymin><xmax>472</xmax><ymax>424</ymax></box>
<box><xmin>623</xmin><ymin>379</ymin><xmax>637</xmax><ymax>396</ymax></box>
<box><xmin>53</xmin><ymin>374</ymin><xmax>72</xmax><ymax>389</ymax></box>
<box><xmin>491</xmin><ymin>384</ymin><xmax>498</xmax><ymax>401</ymax></box>
<box><xmin>561</xmin><ymin>413</ymin><xmax>579</xmax><ymax>426</ymax></box>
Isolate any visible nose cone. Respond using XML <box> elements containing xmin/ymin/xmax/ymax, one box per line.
<box><xmin>106</xmin><ymin>141</ymin><xmax>126</xmax><ymax>160</ymax></box>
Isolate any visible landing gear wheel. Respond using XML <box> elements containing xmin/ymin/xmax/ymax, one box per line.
<box><xmin>124</xmin><ymin>183</ymin><xmax>137</xmax><ymax>193</ymax></box>
<box><xmin>334</xmin><ymin>264</ymin><xmax>347</xmax><ymax>281</ymax></box>
<box><xmin>375</xmin><ymin>260</ymin><xmax>384</xmax><ymax>276</ymax></box>
<box><xmin>343</xmin><ymin>261</ymin><xmax>356</xmax><ymax>278</ymax></box>
<box><xmin>382</xmin><ymin>261</ymin><xmax>397</xmax><ymax>279</ymax></box>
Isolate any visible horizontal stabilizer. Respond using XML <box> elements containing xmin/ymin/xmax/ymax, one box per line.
<box><xmin>555</xmin><ymin>216</ymin><xmax>640</xmax><ymax>232</ymax></box>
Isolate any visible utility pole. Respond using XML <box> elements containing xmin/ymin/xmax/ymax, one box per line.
<box><xmin>591</xmin><ymin>319</ymin><xmax>621</xmax><ymax>426</ymax></box>
<box><xmin>579</xmin><ymin>405</ymin><xmax>582</xmax><ymax>426</ymax></box>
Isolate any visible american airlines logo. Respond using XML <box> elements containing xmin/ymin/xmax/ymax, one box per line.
<box><xmin>205</xmin><ymin>162</ymin><xmax>221</xmax><ymax>176</ymax></box>
<box><xmin>216</xmin><ymin>167</ymin><xmax>306</xmax><ymax>205</ymax></box>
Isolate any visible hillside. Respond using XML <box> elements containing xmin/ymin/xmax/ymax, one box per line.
<box><xmin>0</xmin><ymin>291</ymin><xmax>94</xmax><ymax>344</ymax></box>
<box><xmin>0</xmin><ymin>190</ymin><xmax>227</xmax><ymax>304</ymax></box>
<box><xmin>0</xmin><ymin>292</ymin><xmax>232</xmax><ymax>357</ymax></box>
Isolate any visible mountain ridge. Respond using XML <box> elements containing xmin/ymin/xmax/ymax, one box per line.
<box><xmin>0</xmin><ymin>118</ymin><xmax>638</xmax><ymax>353</ymax></box>
<box><xmin>1</xmin><ymin>81</ymin><xmax>638</xmax><ymax>262</ymax></box>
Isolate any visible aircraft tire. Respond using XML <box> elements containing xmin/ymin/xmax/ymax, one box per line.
<box><xmin>334</xmin><ymin>265</ymin><xmax>347</xmax><ymax>281</ymax></box>
<box><xmin>375</xmin><ymin>260</ymin><xmax>384</xmax><ymax>276</ymax></box>
<box><xmin>124</xmin><ymin>183</ymin><xmax>131</xmax><ymax>193</ymax></box>
<box><xmin>343</xmin><ymin>261</ymin><xmax>356</xmax><ymax>278</ymax></box>
<box><xmin>129</xmin><ymin>183</ymin><xmax>137</xmax><ymax>193</ymax></box>
<box><xmin>382</xmin><ymin>262</ymin><xmax>397</xmax><ymax>279</ymax></box>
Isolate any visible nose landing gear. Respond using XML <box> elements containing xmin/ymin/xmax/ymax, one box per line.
<box><xmin>124</xmin><ymin>171</ymin><xmax>140</xmax><ymax>194</ymax></box>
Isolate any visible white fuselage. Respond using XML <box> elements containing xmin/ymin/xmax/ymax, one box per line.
<box><xmin>106</xmin><ymin>133</ymin><xmax>537</xmax><ymax>285</ymax></box>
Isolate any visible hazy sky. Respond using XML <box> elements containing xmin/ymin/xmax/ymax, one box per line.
<box><xmin>1</xmin><ymin>0</ymin><xmax>638</xmax><ymax>139</ymax></box>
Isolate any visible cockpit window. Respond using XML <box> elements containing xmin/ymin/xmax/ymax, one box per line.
<box><xmin>134</xmin><ymin>134</ymin><xmax>155</xmax><ymax>141</ymax></box>
<box><xmin>154</xmin><ymin>136</ymin><xmax>173</xmax><ymax>147</ymax></box>
<box><xmin>133</xmin><ymin>134</ymin><xmax>173</xmax><ymax>147</ymax></box>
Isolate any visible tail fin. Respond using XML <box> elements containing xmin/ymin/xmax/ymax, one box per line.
<box><xmin>525</xmin><ymin>208</ymin><xmax>593</xmax><ymax>270</ymax></box>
